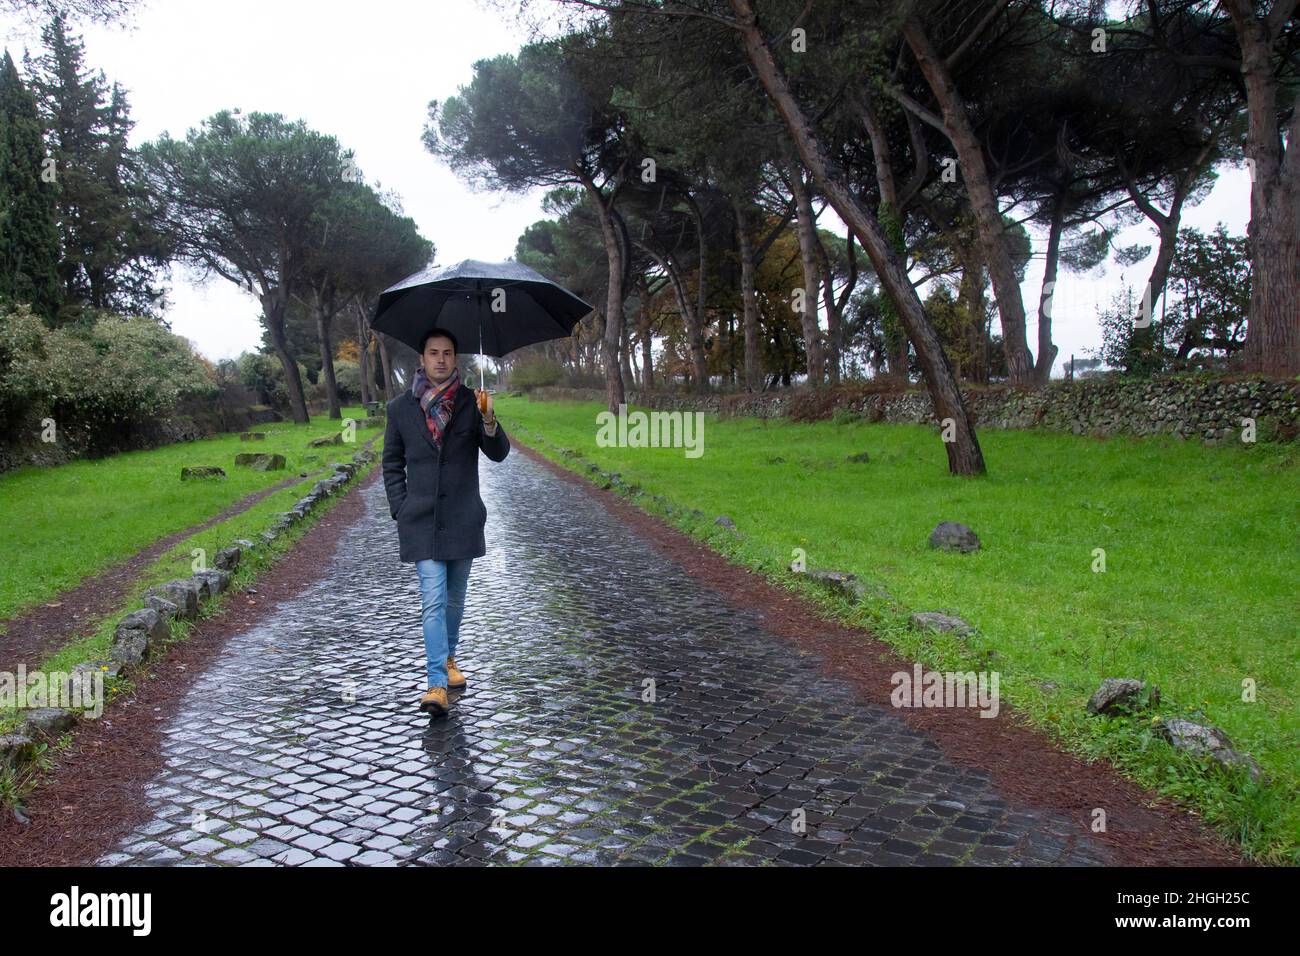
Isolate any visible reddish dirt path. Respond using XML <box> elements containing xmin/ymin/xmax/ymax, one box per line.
<box><xmin>509</xmin><ymin>439</ymin><xmax>1246</xmax><ymax>867</ymax></box>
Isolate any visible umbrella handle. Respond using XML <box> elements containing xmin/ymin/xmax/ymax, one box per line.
<box><xmin>477</xmin><ymin>308</ymin><xmax>487</xmax><ymax>403</ymax></box>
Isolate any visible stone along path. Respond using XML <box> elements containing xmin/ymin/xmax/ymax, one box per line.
<box><xmin>95</xmin><ymin>446</ymin><xmax>1110</xmax><ymax>867</ymax></box>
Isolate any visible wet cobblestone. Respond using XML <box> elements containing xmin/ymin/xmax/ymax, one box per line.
<box><xmin>97</xmin><ymin>450</ymin><xmax>1110</xmax><ymax>866</ymax></box>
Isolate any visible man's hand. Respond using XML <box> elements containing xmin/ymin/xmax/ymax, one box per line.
<box><xmin>477</xmin><ymin>393</ymin><xmax>510</xmax><ymax>462</ymax></box>
<box><xmin>479</xmin><ymin>389</ymin><xmax>496</xmax><ymax>433</ymax></box>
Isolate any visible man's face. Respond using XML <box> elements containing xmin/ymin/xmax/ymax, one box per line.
<box><xmin>421</xmin><ymin>335</ymin><xmax>455</xmax><ymax>386</ymax></box>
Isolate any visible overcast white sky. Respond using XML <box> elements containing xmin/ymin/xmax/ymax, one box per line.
<box><xmin>1</xmin><ymin>0</ymin><xmax>1252</xmax><ymax>376</ymax></box>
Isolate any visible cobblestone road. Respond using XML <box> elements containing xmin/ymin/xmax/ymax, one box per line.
<box><xmin>97</xmin><ymin>446</ymin><xmax>1110</xmax><ymax>866</ymax></box>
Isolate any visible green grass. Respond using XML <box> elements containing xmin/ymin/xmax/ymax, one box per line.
<box><xmin>15</xmin><ymin>461</ymin><xmax>356</xmax><ymax>686</ymax></box>
<box><xmin>0</xmin><ymin>407</ymin><xmax>382</xmax><ymax>625</ymax></box>
<box><xmin>495</xmin><ymin>393</ymin><xmax>1300</xmax><ymax>864</ymax></box>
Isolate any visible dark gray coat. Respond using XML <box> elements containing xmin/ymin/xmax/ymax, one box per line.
<box><xmin>381</xmin><ymin>385</ymin><xmax>510</xmax><ymax>563</ymax></box>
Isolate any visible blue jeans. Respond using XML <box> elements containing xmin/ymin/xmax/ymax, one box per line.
<box><xmin>415</xmin><ymin>558</ymin><xmax>473</xmax><ymax>689</ymax></box>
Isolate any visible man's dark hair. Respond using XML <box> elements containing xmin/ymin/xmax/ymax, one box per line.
<box><xmin>419</xmin><ymin>327</ymin><xmax>458</xmax><ymax>355</ymax></box>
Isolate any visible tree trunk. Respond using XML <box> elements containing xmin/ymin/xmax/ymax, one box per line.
<box><xmin>731</xmin><ymin>0</ymin><xmax>985</xmax><ymax>475</ymax></box>
<box><xmin>1145</xmin><ymin>216</ymin><xmax>1179</xmax><ymax>324</ymax></box>
<box><xmin>620</xmin><ymin>310</ymin><xmax>635</xmax><ymax>393</ymax></box>
<box><xmin>877</xmin><ymin>203</ymin><xmax>910</xmax><ymax>382</ymax></box>
<box><xmin>861</xmin><ymin>90</ymin><xmax>918</xmax><ymax>384</ymax></box>
<box><xmin>958</xmin><ymin>244</ymin><xmax>990</xmax><ymax>385</ymax></box>
<box><xmin>262</xmin><ymin>291</ymin><xmax>309</xmax><ymax>424</ymax></box>
<box><xmin>684</xmin><ymin>191</ymin><xmax>712</xmax><ymax>392</ymax></box>
<box><xmin>787</xmin><ymin>162</ymin><xmax>825</xmax><ymax>387</ymax></box>
<box><xmin>638</xmin><ymin>240</ymin><xmax>708</xmax><ymax>390</ymax></box>
<box><xmin>1120</xmin><ymin>131</ymin><xmax>1217</xmax><ymax>333</ymax></box>
<box><xmin>577</xmin><ymin>174</ymin><xmax>626</xmax><ymax>411</ymax></box>
<box><xmin>859</xmin><ymin>91</ymin><xmax>899</xmax><ymax>213</ymax></box>
<box><xmin>818</xmin><ymin>258</ymin><xmax>839</xmax><ymax>384</ymax></box>
<box><xmin>353</xmin><ymin>300</ymin><xmax>373</xmax><ymax>407</ymax></box>
<box><xmin>818</xmin><ymin>226</ymin><xmax>853</xmax><ymax>386</ymax></box>
<box><xmin>1224</xmin><ymin>0</ymin><xmax>1300</xmax><ymax>376</ymax></box>
<box><xmin>641</xmin><ymin>330</ymin><xmax>654</xmax><ymax>387</ymax></box>
<box><xmin>1245</xmin><ymin>188</ymin><xmax>1300</xmax><ymax>375</ymax></box>
<box><xmin>726</xmin><ymin>311</ymin><xmax>736</xmax><ymax>386</ymax></box>
<box><xmin>732</xmin><ymin>196</ymin><xmax>762</xmax><ymax>392</ymax></box>
<box><xmin>588</xmin><ymin>310</ymin><xmax>604</xmax><ymax>379</ymax></box>
<box><xmin>378</xmin><ymin>333</ymin><xmax>395</xmax><ymax>402</ymax></box>
<box><xmin>674</xmin><ymin>251</ymin><xmax>709</xmax><ymax>392</ymax></box>
<box><xmin>1033</xmin><ymin>196</ymin><xmax>1065</xmax><ymax>385</ymax></box>
<box><xmin>314</xmin><ymin>289</ymin><xmax>342</xmax><ymax>420</ymax></box>
<box><xmin>902</xmin><ymin>17</ymin><xmax>1032</xmax><ymax>386</ymax></box>
<box><xmin>637</xmin><ymin>276</ymin><xmax>655</xmax><ymax>389</ymax></box>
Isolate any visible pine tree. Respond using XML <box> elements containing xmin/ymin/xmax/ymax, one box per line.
<box><xmin>0</xmin><ymin>49</ymin><xmax>63</xmax><ymax>322</ymax></box>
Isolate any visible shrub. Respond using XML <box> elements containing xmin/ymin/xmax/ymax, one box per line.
<box><xmin>78</xmin><ymin>314</ymin><xmax>218</xmax><ymax>423</ymax></box>
<box><xmin>210</xmin><ymin>357</ymin><xmax>261</xmax><ymax>428</ymax></box>
<box><xmin>0</xmin><ymin>305</ymin><xmax>49</xmax><ymax>428</ymax></box>
<box><xmin>0</xmin><ymin>308</ymin><xmax>216</xmax><ymax>449</ymax></box>
<box><xmin>333</xmin><ymin>360</ymin><xmax>362</xmax><ymax>403</ymax></box>
<box><xmin>235</xmin><ymin>351</ymin><xmax>310</xmax><ymax>411</ymax></box>
<box><xmin>512</xmin><ymin>357</ymin><xmax>565</xmax><ymax>391</ymax></box>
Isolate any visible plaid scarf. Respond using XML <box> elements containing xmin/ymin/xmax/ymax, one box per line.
<box><xmin>411</xmin><ymin>364</ymin><xmax>460</xmax><ymax>448</ymax></box>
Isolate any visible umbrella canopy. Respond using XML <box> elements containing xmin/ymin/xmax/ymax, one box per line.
<box><xmin>371</xmin><ymin>258</ymin><xmax>593</xmax><ymax>362</ymax></box>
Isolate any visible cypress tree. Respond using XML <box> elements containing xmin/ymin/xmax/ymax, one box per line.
<box><xmin>24</xmin><ymin>14</ymin><xmax>109</xmax><ymax>318</ymax></box>
<box><xmin>23</xmin><ymin>14</ymin><xmax>164</xmax><ymax>320</ymax></box>
<box><xmin>0</xmin><ymin>49</ymin><xmax>63</xmax><ymax>323</ymax></box>
<box><xmin>86</xmin><ymin>81</ymin><xmax>167</xmax><ymax>315</ymax></box>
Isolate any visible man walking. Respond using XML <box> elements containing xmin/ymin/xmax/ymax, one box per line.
<box><xmin>381</xmin><ymin>327</ymin><xmax>509</xmax><ymax>718</ymax></box>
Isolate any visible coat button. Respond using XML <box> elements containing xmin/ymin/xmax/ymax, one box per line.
<box><xmin>436</xmin><ymin>523</ymin><xmax>444</xmax><ymax>530</ymax></box>
<box><xmin>439</xmin><ymin>492</ymin><xmax>447</xmax><ymax>498</ymax></box>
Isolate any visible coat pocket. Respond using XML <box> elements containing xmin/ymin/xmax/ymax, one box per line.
<box><xmin>398</xmin><ymin>493</ymin><xmax>432</xmax><ymax>523</ymax></box>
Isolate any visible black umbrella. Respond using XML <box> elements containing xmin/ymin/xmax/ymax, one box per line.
<box><xmin>371</xmin><ymin>258</ymin><xmax>594</xmax><ymax>390</ymax></box>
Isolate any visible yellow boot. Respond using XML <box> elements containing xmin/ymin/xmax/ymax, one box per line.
<box><xmin>447</xmin><ymin>656</ymin><xmax>467</xmax><ymax>689</ymax></box>
<box><xmin>419</xmin><ymin>685</ymin><xmax>448</xmax><ymax>717</ymax></box>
